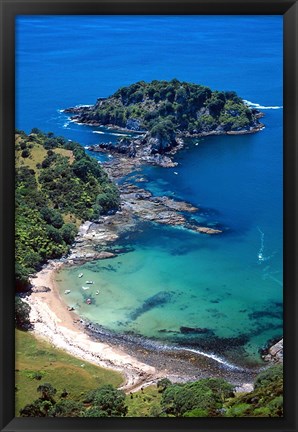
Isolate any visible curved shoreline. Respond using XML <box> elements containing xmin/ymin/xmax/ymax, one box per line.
<box><xmin>22</xmin><ymin>108</ymin><xmax>270</xmax><ymax>393</ymax></box>
<box><xmin>25</xmin><ymin>260</ymin><xmax>260</xmax><ymax>393</ymax></box>
<box><xmin>26</xmin><ymin>261</ymin><xmax>159</xmax><ymax>393</ymax></box>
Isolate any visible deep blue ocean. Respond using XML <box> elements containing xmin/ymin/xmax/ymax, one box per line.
<box><xmin>16</xmin><ymin>15</ymin><xmax>283</xmax><ymax>368</ymax></box>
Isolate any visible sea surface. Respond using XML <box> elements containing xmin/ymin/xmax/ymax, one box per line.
<box><xmin>16</xmin><ymin>15</ymin><xmax>283</xmax><ymax>369</ymax></box>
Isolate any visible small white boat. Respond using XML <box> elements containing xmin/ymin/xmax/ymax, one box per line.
<box><xmin>82</xmin><ymin>286</ymin><xmax>89</xmax><ymax>290</ymax></box>
<box><xmin>95</xmin><ymin>290</ymin><xmax>100</xmax><ymax>295</ymax></box>
<box><xmin>85</xmin><ymin>281</ymin><xmax>94</xmax><ymax>284</ymax></box>
<box><xmin>174</xmin><ymin>171</ymin><xmax>178</xmax><ymax>175</ymax></box>
<box><xmin>64</xmin><ymin>290</ymin><xmax>71</xmax><ymax>294</ymax></box>
<box><xmin>78</xmin><ymin>273</ymin><xmax>83</xmax><ymax>278</ymax></box>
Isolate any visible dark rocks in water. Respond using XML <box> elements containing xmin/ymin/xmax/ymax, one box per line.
<box><xmin>173</xmin><ymin>333</ymin><xmax>250</xmax><ymax>355</ymax></box>
<box><xmin>94</xmin><ymin>245</ymin><xmax>135</xmax><ymax>255</ymax></box>
<box><xmin>97</xmin><ymin>251</ymin><xmax>117</xmax><ymax>260</ymax></box>
<box><xmin>205</xmin><ymin>309</ymin><xmax>227</xmax><ymax>319</ymax></box>
<box><xmin>113</xmin><ymin>246</ymin><xmax>135</xmax><ymax>254</ymax></box>
<box><xmin>150</xmin><ymin>196</ymin><xmax>198</xmax><ymax>213</ymax></box>
<box><xmin>180</xmin><ymin>326</ymin><xmax>212</xmax><ymax>335</ymax></box>
<box><xmin>129</xmin><ymin>291</ymin><xmax>174</xmax><ymax>321</ymax></box>
<box><xmin>249</xmin><ymin>322</ymin><xmax>281</xmax><ymax>338</ymax></box>
<box><xmin>248</xmin><ymin>309</ymin><xmax>282</xmax><ymax>320</ymax></box>
<box><xmin>101</xmin><ymin>265</ymin><xmax>117</xmax><ymax>272</ymax></box>
<box><xmin>158</xmin><ymin>329</ymin><xmax>178</xmax><ymax>334</ymax></box>
<box><xmin>90</xmin><ymin>138</ymin><xmax>137</xmax><ymax>158</ymax></box>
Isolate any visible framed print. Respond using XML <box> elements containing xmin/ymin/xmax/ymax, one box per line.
<box><xmin>1</xmin><ymin>1</ymin><xmax>297</xmax><ymax>431</ymax></box>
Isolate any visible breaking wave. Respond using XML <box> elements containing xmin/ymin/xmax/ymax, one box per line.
<box><xmin>175</xmin><ymin>347</ymin><xmax>245</xmax><ymax>371</ymax></box>
<box><xmin>93</xmin><ymin>130</ymin><xmax>129</xmax><ymax>137</ymax></box>
<box><xmin>85</xmin><ymin>322</ymin><xmax>247</xmax><ymax>372</ymax></box>
<box><xmin>243</xmin><ymin>100</ymin><xmax>283</xmax><ymax>110</ymax></box>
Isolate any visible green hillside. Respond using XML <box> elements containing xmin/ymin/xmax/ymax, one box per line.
<box><xmin>15</xmin><ymin>129</ymin><xmax>120</xmax><ymax>291</ymax></box>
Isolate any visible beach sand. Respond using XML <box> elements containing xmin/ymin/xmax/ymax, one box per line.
<box><xmin>24</xmin><ymin>260</ymin><xmax>257</xmax><ymax>394</ymax></box>
<box><xmin>25</xmin><ymin>261</ymin><xmax>159</xmax><ymax>393</ymax></box>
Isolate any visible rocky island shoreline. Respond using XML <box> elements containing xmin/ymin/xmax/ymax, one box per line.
<box><xmin>64</xmin><ymin>79</ymin><xmax>264</xmax><ymax>169</ymax></box>
<box><xmin>62</xmin><ymin>80</ymin><xmax>268</xmax><ymax>247</ymax></box>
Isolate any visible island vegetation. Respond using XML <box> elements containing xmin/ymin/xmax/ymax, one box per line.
<box><xmin>65</xmin><ymin>79</ymin><xmax>264</xmax><ymax>158</ymax></box>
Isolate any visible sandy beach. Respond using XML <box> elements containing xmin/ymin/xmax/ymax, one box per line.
<box><xmin>23</xmin><ymin>260</ymin><xmax>260</xmax><ymax>395</ymax></box>
<box><xmin>25</xmin><ymin>261</ymin><xmax>160</xmax><ymax>393</ymax></box>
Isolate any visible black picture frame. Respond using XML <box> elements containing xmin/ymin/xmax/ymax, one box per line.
<box><xmin>0</xmin><ymin>1</ymin><xmax>297</xmax><ymax>431</ymax></box>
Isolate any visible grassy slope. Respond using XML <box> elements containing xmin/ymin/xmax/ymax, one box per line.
<box><xmin>15</xmin><ymin>136</ymin><xmax>82</xmax><ymax>227</ymax></box>
<box><xmin>15</xmin><ymin>330</ymin><xmax>124</xmax><ymax>416</ymax></box>
<box><xmin>15</xmin><ymin>139</ymin><xmax>74</xmax><ymax>179</ymax></box>
<box><xmin>126</xmin><ymin>386</ymin><xmax>162</xmax><ymax>417</ymax></box>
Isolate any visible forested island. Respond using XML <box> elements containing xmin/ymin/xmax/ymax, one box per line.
<box><xmin>65</xmin><ymin>79</ymin><xmax>264</xmax><ymax>164</ymax></box>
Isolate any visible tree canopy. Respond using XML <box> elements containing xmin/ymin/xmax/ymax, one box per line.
<box><xmin>15</xmin><ymin>130</ymin><xmax>120</xmax><ymax>293</ymax></box>
<box><xmin>68</xmin><ymin>79</ymin><xmax>262</xmax><ymax>137</ymax></box>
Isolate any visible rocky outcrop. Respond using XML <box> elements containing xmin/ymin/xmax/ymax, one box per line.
<box><xmin>88</xmin><ymin>134</ymin><xmax>181</xmax><ymax>169</ymax></box>
<box><xmin>65</xmin><ymin>175</ymin><xmax>222</xmax><ymax>266</ymax></box>
<box><xmin>118</xmin><ymin>183</ymin><xmax>221</xmax><ymax>234</ymax></box>
<box><xmin>262</xmin><ymin>339</ymin><xmax>283</xmax><ymax>364</ymax></box>
<box><xmin>65</xmin><ymin>80</ymin><xmax>264</xmax><ymax>167</ymax></box>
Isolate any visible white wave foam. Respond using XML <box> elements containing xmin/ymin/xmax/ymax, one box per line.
<box><xmin>74</xmin><ymin>104</ymin><xmax>93</xmax><ymax>108</ymax></box>
<box><xmin>134</xmin><ymin>338</ymin><xmax>245</xmax><ymax>371</ymax></box>
<box><xmin>112</xmin><ymin>133</ymin><xmax>130</xmax><ymax>137</ymax></box>
<box><xmin>177</xmin><ymin>347</ymin><xmax>244</xmax><ymax>370</ymax></box>
<box><xmin>92</xmin><ymin>130</ymin><xmax>129</xmax><ymax>137</ymax></box>
<box><xmin>243</xmin><ymin>100</ymin><xmax>283</xmax><ymax>110</ymax></box>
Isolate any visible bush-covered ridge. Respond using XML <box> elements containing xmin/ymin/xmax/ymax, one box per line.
<box><xmin>15</xmin><ymin>129</ymin><xmax>120</xmax><ymax>291</ymax></box>
<box><xmin>18</xmin><ymin>365</ymin><xmax>283</xmax><ymax>417</ymax></box>
<box><xmin>65</xmin><ymin>79</ymin><xmax>263</xmax><ymax>137</ymax></box>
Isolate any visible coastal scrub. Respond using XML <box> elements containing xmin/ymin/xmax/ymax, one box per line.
<box><xmin>65</xmin><ymin>79</ymin><xmax>264</xmax><ymax>158</ymax></box>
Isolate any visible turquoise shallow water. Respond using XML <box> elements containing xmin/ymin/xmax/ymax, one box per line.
<box><xmin>16</xmin><ymin>15</ymin><xmax>283</xmax><ymax>368</ymax></box>
<box><xmin>57</xmin><ymin>201</ymin><xmax>282</xmax><ymax>367</ymax></box>
<box><xmin>57</xmin><ymin>107</ymin><xmax>283</xmax><ymax>368</ymax></box>
<box><xmin>56</xmin><ymin>107</ymin><xmax>283</xmax><ymax>367</ymax></box>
